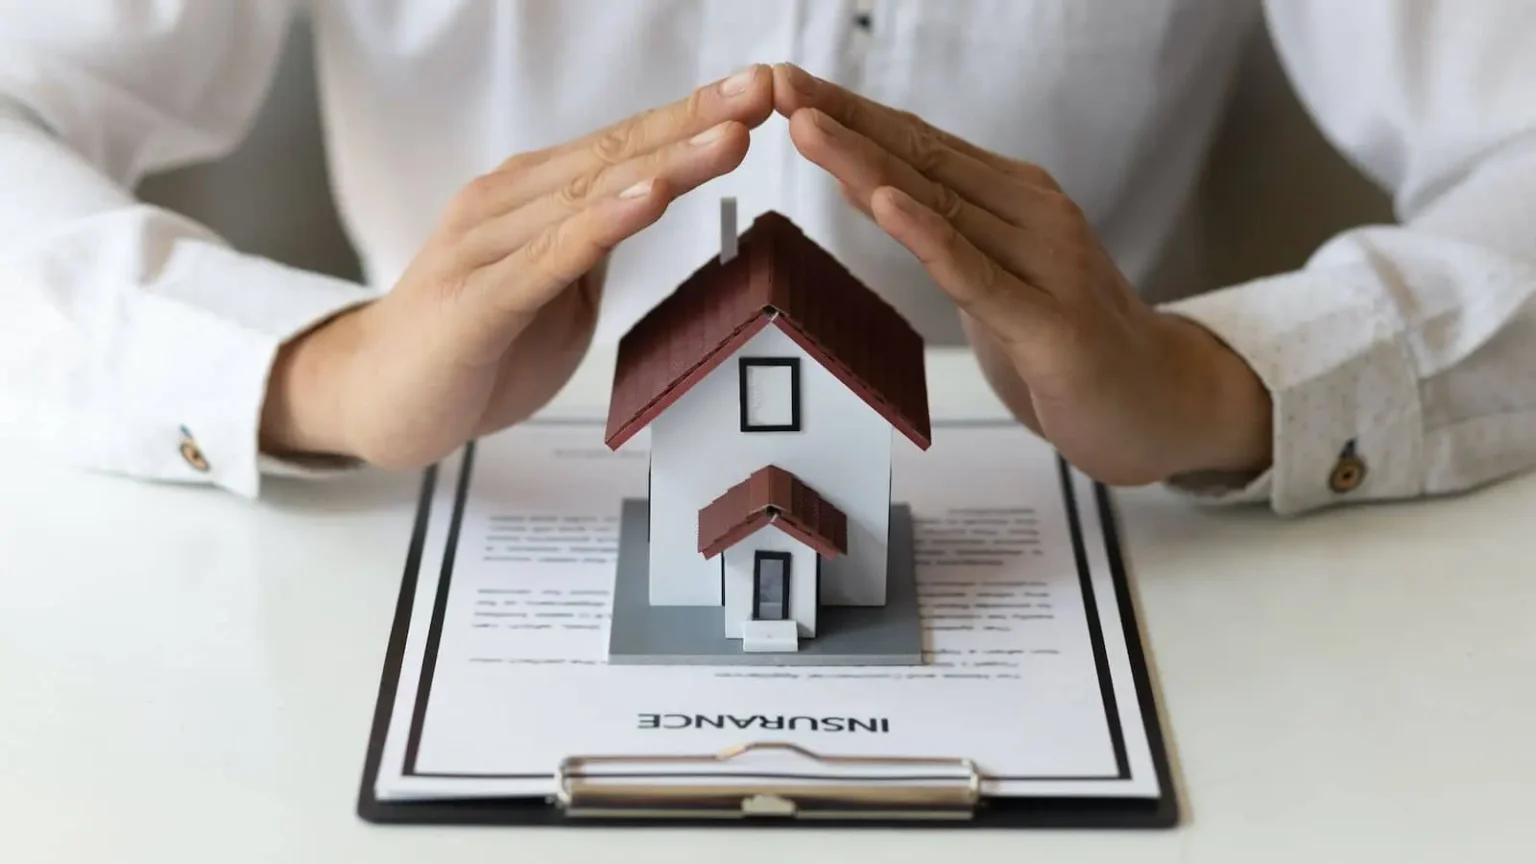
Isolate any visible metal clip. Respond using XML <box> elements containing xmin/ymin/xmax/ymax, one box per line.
<box><xmin>555</xmin><ymin>741</ymin><xmax>980</xmax><ymax>820</ymax></box>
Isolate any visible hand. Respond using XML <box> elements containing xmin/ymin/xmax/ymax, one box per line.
<box><xmin>260</xmin><ymin>66</ymin><xmax>775</xmax><ymax>469</ymax></box>
<box><xmin>771</xmin><ymin>64</ymin><xmax>1272</xmax><ymax>486</ymax></box>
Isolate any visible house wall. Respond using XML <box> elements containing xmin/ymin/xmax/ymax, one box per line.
<box><xmin>649</xmin><ymin>324</ymin><xmax>892</xmax><ymax>608</ymax></box>
<box><xmin>721</xmin><ymin>525</ymin><xmax>818</xmax><ymax>639</ymax></box>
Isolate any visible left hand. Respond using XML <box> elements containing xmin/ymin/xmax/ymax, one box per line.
<box><xmin>771</xmin><ymin>64</ymin><xmax>1272</xmax><ymax>486</ymax></box>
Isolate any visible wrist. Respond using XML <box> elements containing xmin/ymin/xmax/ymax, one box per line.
<box><xmin>1159</xmin><ymin>313</ymin><xmax>1273</xmax><ymax>478</ymax></box>
<box><xmin>260</xmin><ymin>305</ymin><xmax>369</xmax><ymax>458</ymax></box>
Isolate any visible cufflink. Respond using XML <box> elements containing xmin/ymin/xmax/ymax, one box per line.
<box><xmin>1327</xmin><ymin>439</ymin><xmax>1365</xmax><ymax>494</ymax></box>
<box><xmin>178</xmin><ymin>425</ymin><xmax>210</xmax><ymax>473</ymax></box>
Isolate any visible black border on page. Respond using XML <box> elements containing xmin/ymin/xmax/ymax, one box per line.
<box><xmin>356</xmin><ymin>420</ymin><xmax>1179</xmax><ymax>828</ymax></box>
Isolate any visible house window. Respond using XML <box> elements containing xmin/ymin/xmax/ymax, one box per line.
<box><xmin>739</xmin><ymin>358</ymin><xmax>801</xmax><ymax>432</ymax></box>
<box><xmin>752</xmin><ymin>551</ymin><xmax>791</xmax><ymax>621</ymax></box>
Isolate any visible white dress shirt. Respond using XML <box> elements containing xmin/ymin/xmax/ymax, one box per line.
<box><xmin>0</xmin><ymin>0</ymin><xmax>1533</xmax><ymax>514</ymax></box>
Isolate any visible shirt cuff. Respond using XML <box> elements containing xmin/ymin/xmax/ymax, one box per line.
<box><xmin>1158</xmin><ymin>262</ymin><xmax>1424</xmax><ymax>515</ymax></box>
<box><xmin>108</xmin><ymin>239</ymin><xmax>376</xmax><ymax>498</ymax></box>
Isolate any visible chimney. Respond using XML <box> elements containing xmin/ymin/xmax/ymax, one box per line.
<box><xmin>719</xmin><ymin>196</ymin><xmax>738</xmax><ymax>264</ymax></box>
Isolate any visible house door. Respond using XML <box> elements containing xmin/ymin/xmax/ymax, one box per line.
<box><xmin>752</xmin><ymin>552</ymin><xmax>791</xmax><ymax>621</ymax></box>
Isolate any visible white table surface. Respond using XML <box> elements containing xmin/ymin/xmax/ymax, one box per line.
<box><xmin>3</xmin><ymin>347</ymin><xmax>1533</xmax><ymax>863</ymax></box>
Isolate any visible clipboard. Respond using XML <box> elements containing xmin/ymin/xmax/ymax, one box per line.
<box><xmin>355</xmin><ymin>438</ymin><xmax>1179</xmax><ymax>829</ymax></box>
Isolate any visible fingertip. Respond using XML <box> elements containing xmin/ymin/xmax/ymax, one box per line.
<box><xmin>835</xmin><ymin>179</ymin><xmax>870</xmax><ymax>216</ymax></box>
<box><xmin>615</xmin><ymin>176</ymin><xmax>673</xmax><ymax>222</ymax></box>
<box><xmin>715</xmin><ymin>121</ymin><xmax>753</xmax><ymax>169</ymax></box>
<box><xmin>717</xmin><ymin>119</ymin><xmax>752</xmax><ymax>147</ymax></box>
<box><xmin>598</xmin><ymin>180</ymin><xmax>670</xmax><ymax>247</ymax></box>
<box><xmin>870</xmin><ymin>186</ymin><xmax>936</xmax><ymax>257</ymax></box>
<box><xmin>870</xmin><ymin>185</ymin><xmax>918</xmax><ymax>225</ymax></box>
<box><xmin>771</xmin><ymin>63</ymin><xmax>815</xmax><ymax>116</ymax></box>
<box><xmin>770</xmin><ymin>64</ymin><xmax>797</xmax><ymax>116</ymax></box>
<box><xmin>727</xmin><ymin>63</ymin><xmax>776</xmax><ymax>127</ymax></box>
<box><xmin>786</xmin><ymin>108</ymin><xmax>829</xmax><ymax>156</ymax></box>
<box><xmin>644</xmin><ymin>176</ymin><xmax>677</xmax><ymax>215</ymax></box>
<box><xmin>647</xmin><ymin>174</ymin><xmax>675</xmax><ymax>199</ymax></box>
<box><xmin>686</xmin><ymin>121</ymin><xmax>752</xmax><ymax>180</ymax></box>
<box><xmin>785</xmin><ymin>106</ymin><xmax>815</xmax><ymax>137</ymax></box>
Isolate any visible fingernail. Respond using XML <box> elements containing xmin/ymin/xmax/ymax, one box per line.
<box><xmin>783</xmin><ymin>64</ymin><xmax>816</xmax><ymax>95</ymax></box>
<box><xmin>809</xmin><ymin>109</ymin><xmax>841</xmax><ymax>136</ymax></box>
<box><xmin>720</xmin><ymin>66</ymin><xmax>756</xmax><ymax>97</ymax></box>
<box><xmin>619</xmin><ymin>179</ymin><xmax>653</xmax><ymax>199</ymax></box>
<box><xmin>690</xmin><ymin>123</ymin><xmax>729</xmax><ymax>145</ymax></box>
<box><xmin>883</xmin><ymin>186</ymin><xmax>917</xmax><ymax>214</ymax></box>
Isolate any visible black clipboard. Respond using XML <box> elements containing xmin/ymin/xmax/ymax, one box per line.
<box><xmin>356</xmin><ymin>431</ymin><xmax>1179</xmax><ymax>828</ymax></box>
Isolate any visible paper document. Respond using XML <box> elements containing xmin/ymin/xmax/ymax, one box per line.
<box><xmin>371</xmin><ymin>420</ymin><xmax>1163</xmax><ymax>802</ymax></box>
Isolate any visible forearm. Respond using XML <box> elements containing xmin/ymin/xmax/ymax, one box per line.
<box><xmin>962</xmin><ymin>308</ymin><xmax>1272</xmax><ymax>480</ymax></box>
<box><xmin>259</xmin><ymin>275</ymin><xmax>599</xmax><ymax>464</ymax></box>
<box><xmin>259</xmin><ymin>304</ymin><xmax>371</xmax><ymax>459</ymax></box>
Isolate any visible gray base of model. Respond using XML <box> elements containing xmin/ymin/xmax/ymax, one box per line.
<box><xmin>607</xmin><ymin>499</ymin><xmax>924</xmax><ymax>666</ymax></box>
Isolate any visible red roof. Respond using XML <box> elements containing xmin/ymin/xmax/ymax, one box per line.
<box><xmin>697</xmin><ymin>465</ymin><xmax>848</xmax><ymax>560</ymax></box>
<box><xmin>604</xmin><ymin>211</ymin><xmax>930</xmax><ymax>450</ymax></box>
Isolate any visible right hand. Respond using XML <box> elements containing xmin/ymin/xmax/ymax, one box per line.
<box><xmin>260</xmin><ymin>66</ymin><xmax>774</xmax><ymax>469</ymax></box>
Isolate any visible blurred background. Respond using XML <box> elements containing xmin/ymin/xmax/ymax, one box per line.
<box><xmin>136</xmin><ymin>15</ymin><xmax>1394</xmax><ymax>335</ymax></box>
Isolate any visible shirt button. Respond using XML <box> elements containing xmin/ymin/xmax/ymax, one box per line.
<box><xmin>1328</xmin><ymin>440</ymin><xmax>1365</xmax><ymax>494</ymax></box>
<box><xmin>179</xmin><ymin>426</ymin><xmax>210</xmax><ymax>473</ymax></box>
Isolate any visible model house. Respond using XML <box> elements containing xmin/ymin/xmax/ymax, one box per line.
<box><xmin>604</xmin><ymin>208</ymin><xmax>931</xmax><ymax>653</ymax></box>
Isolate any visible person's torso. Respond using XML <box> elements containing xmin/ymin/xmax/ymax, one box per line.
<box><xmin>304</xmin><ymin>0</ymin><xmax>1261</xmax><ymax>343</ymax></box>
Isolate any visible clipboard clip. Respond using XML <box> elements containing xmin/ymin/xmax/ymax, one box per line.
<box><xmin>555</xmin><ymin>741</ymin><xmax>981</xmax><ymax>820</ymax></box>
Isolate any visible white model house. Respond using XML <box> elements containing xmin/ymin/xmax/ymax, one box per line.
<box><xmin>604</xmin><ymin>209</ymin><xmax>932</xmax><ymax>652</ymax></box>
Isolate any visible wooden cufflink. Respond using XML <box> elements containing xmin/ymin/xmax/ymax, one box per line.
<box><xmin>178</xmin><ymin>425</ymin><xmax>210</xmax><ymax>473</ymax></box>
<box><xmin>1328</xmin><ymin>439</ymin><xmax>1366</xmax><ymax>494</ymax></box>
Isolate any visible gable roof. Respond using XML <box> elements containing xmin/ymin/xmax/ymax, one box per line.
<box><xmin>697</xmin><ymin>465</ymin><xmax>848</xmax><ymax>560</ymax></box>
<box><xmin>603</xmin><ymin>211</ymin><xmax>931</xmax><ymax>451</ymax></box>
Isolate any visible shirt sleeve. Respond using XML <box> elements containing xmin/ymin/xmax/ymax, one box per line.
<box><xmin>1159</xmin><ymin>0</ymin><xmax>1536</xmax><ymax>514</ymax></box>
<box><xmin>0</xmin><ymin>1</ymin><xmax>374</xmax><ymax>498</ymax></box>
